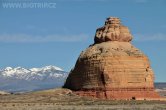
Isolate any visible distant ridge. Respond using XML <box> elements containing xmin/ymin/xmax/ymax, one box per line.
<box><xmin>155</xmin><ymin>82</ymin><xmax>166</xmax><ymax>89</ymax></box>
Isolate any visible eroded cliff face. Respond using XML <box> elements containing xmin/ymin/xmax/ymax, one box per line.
<box><xmin>63</xmin><ymin>17</ymin><xmax>160</xmax><ymax>100</ymax></box>
<box><xmin>94</xmin><ymin>17</ymin><xmax>132</xmax><ymax>43</ymax></box>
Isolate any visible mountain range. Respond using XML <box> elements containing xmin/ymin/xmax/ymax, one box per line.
<box><xmin>0</xmin><ymin>66</ymin><xmax>68</xmax><ymax>93</ymax></box>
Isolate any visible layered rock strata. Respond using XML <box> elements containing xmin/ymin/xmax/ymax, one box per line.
<box><xmin>63</xmin><ymin>17</ymin><xmax>160</xmax><ymax>100</ymax></box>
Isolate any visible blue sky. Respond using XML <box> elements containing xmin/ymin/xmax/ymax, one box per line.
<box><xmin>0</xmin><ymin>0</ymin><xmax>166</xmax><ymax>82</ymax></box>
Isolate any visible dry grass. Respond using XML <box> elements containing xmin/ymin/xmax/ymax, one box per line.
<box><xmin>0</xmin><ymin>88</ymin><xmax>165</xmax><ymax>110</ymax></box>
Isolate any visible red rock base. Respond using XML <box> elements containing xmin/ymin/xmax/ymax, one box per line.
<box><xmin>73</xmin><ymin>88</ymin><xmax>161</xmax><ymax>100</ymax></box>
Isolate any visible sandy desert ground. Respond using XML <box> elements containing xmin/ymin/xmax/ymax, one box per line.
<box><xmin>0</xmin><ymin>88</ymin><xmax>166</xmax><ymax>110</ymax></box>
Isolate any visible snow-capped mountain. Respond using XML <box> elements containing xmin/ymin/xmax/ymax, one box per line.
<box><xmin>0</xmin><ymin>66</ymin><xmax>66</xmax><ymax>80</ymax></box>
<box><xmin>0</xmin><ymin>66</ymin><xmax>68</xmax><ymax>93</ymax></box>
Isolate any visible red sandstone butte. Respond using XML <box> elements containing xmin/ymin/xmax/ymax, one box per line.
<box><xmin>63</xmin><ymin>17</ymin><xmax>161</xmax><ymax>100</ymax></box>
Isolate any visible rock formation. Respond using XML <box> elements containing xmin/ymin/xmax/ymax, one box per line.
<box><xmin>63</xmin><ymin>17</ymin><xmax>160</xmax><ymax>100</ymax></box>
<box><xmin>95</xmin><ymin>17</ymin><xmax>132</xmax><ymax>43</ymax></box>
